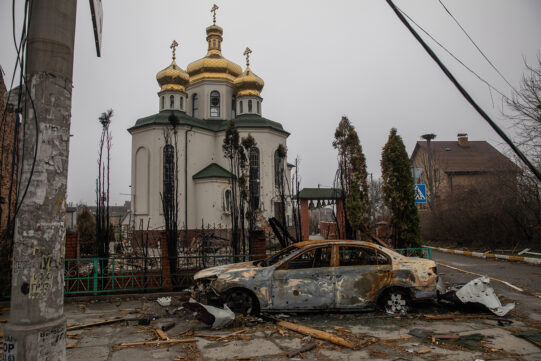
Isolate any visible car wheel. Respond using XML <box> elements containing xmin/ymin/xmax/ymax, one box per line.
<box><xmin>380</xmin><ymin>288</ymin><xmax>411</xmax><ymax>315</ymax></box>
<box><xmin>224</xmin><ymin>289</ymin><xmax>259</xmax><ymax>315</ymax></box>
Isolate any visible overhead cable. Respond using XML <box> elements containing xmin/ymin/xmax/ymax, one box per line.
<box><xmin>386</xmin><ymin>0</ymin><xmax>541</xmax><ymax>182</ymax></box>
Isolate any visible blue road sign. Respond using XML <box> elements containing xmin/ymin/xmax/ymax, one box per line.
<box><xmin>414</xmin><ymin>184</ymin><xmax>427</xmax><ymax>203</ymax></box>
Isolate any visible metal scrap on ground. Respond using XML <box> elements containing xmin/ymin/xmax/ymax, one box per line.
<box><xmin>439</xmin><ymin>276</ymin><xmax>515</xmax><ymax>316</ymax></box>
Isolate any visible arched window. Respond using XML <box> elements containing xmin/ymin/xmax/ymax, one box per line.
<box><xmin>249</xmin><ymin>147</ymin><xmax>260</xmax><ymax>210</ymax></box>
<box><xmin>170</xmin><ymin>95</ymin><xmax>175</xmax><ymax>108</ymax></box>
<box><xmin>192</xmin><ymin>94</ymin><xmax>199</xmax><ymax>118</ymax></box>
<box><xmin>163</xmin><ymin>144</ymin><xmax>175</xmax><ymax>207</ymax></box>
<box><xmin>239</xmin><ymin>100</ymin><xmax>243</xmax><ymax>114</ymax></box>
<box><xmin>257</xmin><ymin>101</ymin><xmax>260</xmax><ymax>114</ymax></box>
<box><xmin>231</xmin><ymin>96</ymin><xmax>236</xmax><ymax>118</ymax></box>
<box><xmin>274</xmin><ymin>149</ymin><xmax>284</xmax><ymax>187</ymax></box>
<box><xmin>224</xmin><ymin>189</ymin><xmax>232</xmax><ymax>213</ymax></box>
<box><xmin>161</xmin><ymin>96</ymin><xmax>164</xmax><ymax>110</ymax></box>
<box><xmin>180</xmin><ymin>96</ymin><xmax>184</xmax><ymax>110</ymax></box>
<box><xmin>248</xmin><ymin>99</ymin><xmax>253</xmax><ymax>113</ymax></box>
<box><xmin>210</xmin><ymin>91</ymin><xmax>220</xmax><ymax>117</ymax></box>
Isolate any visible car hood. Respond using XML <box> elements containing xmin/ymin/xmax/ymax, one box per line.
<box><xmin>194</xmin><ymin>261</ymin><xmax>257</xmax><ymax>280</ymax></box>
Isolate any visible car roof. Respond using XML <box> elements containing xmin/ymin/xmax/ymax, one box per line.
<box><xmin>292</xmin><ymin>239</ymin><xmax>378</xmax><ymax>249</ymax></box>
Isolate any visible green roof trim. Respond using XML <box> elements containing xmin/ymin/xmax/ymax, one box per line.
<box><xmin>297</xmin><ymin>188</ymin><xmax>343</xmax><ymax>200</ymax></box>
<box><xmin>192</xmin><ymin>163</ymin><xmax>233</xmax><ymax>180</ymax></box>
<box><xmin>128</xmin><ymin>110</ymin><xmax>289</xmax><ymax>135</ymax></box>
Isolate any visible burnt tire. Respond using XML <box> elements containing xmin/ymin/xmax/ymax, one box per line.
<box><xmin>224</xmin><ymin>289</ymin><xmax>259</xmax><ymax>315</ymax></box>
<box><xmin>379</xmin><ymin>288</ymin><xmax>411</xmax><ymax>315</ymax></box>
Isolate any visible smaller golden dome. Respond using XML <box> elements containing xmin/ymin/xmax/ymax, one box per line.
<box><xmin>234</xmin><ymin>66</ymin><xmax>264</xmax><ymax>97</ymax></box>
<box><xmin>156</xmin><ymin>60</ymin><xmax>189</xmax><ymax>92</ymax></box>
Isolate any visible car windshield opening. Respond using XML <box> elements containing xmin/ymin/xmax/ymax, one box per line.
<box><xmin>260</xmin><ymin>246</ymin><xmax>298</xmax><ymax>267</ymax></box>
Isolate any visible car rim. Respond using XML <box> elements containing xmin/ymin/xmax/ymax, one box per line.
<box><xmin>227</xmin><ymin>291</ymin><xmax>253</xmax><ymax>314</ymax></box>
<box><xmin>385</xmin><ymin>292</ymin><xmax>407</xmax><ymax>314</ymax></box>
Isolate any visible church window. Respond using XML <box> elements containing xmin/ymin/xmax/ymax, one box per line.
<box><xmin>240</xmin><ymin>100</ymin><xmax>243</xmax><ymax>114</ymax></box>
<box><xmin>249</xmin><ymin>147</ymin><xmax>260</xmax><ymax>210</ymax></box>
<box><xmin>163</xmin><ymin>144</ymin><xmax>175</xmax><ymax>208</ymax></box>
<box><xmin>248</xmin><ymin>100</ymin><xmax>253</xmax><ymax>113</ymax></box>
<box><xmin>210</xmin><ymin>91</ymin><xmax>220</xmax><ymax>117</ymax></box>
<box><xmin>231</xmin><ymin>96</ymin><xmax>236</xmax><ymax>118</ymax></box>
<box><xmin>180</xmin><ymin>96</ymin><xmax>184</xmax><ymax>110</ymax></box>
<box><xmin>170</xmin><ymin>95</ymin><xmax>175</xmax><ymax>108</ymax></box>
<box><xmin>192</xmin><ymin>94</ymin><xmax>199</xmax><ymax>117</ymax></box>
<box><xmin>274</xmin><ymin>149</ymin><xmax>284</xmax><ymax>187</ymax></box>
<box><xmin>257</xmin><ymin>101</ymin><xmax>260</xmax><ymax>114</ymax></box>
<box><xmin>224</xmin><ymin>189</ymin><xmax>232</xmax><ymax>213</ymax></box>
<box><xmin>161</xmin><ymin>96</ymin><xmax>164</xmax><ymax>110</ymax></box>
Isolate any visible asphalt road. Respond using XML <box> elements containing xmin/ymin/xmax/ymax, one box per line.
<box><xmin>432</xmin><ymin>250</ymin><xmax>541</xmax><ymax>321</ymax></box>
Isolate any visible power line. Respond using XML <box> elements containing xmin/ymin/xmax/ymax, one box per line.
<box><xmin>386</xmin><ymin>0</ymin><xmax>541</xmax><ymax>183</ymax></box>
<box><xmin>437</xmin><ymin>0</ymin><xmax>520</xmax><ymax>97</ymax></box>
<box><xmin>396</xmin><ymin>5</ymin><xmax>510</xmax><ymax>101</ymax></box>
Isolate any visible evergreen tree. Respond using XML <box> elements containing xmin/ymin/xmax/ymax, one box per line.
<box><xmin>332</xmin><ymin>116</ymin><xmax>372</xmax><ymax>239</ymax></box>
<box><xmin>381</xmin><ymin>128</ymin><xmax>420</xmax><ymax>248</ymax></box>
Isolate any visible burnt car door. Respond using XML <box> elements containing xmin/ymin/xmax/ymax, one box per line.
<box><xmin>270</xmin><ymin>245</ymin><xmax>335</xmax><ymax>310</ymax></box>
<box><xmin>335</xmin><ymin>245</ymin><xmax>392</xmax><ymax>309</ymax></box>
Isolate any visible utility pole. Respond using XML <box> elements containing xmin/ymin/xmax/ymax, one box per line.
<box><xmin>3</xmin><ymin>1</ymin><xmax>77</xmax><ymax>360</ymax></box>
<box><xmin>421</xmin><ymin>133</ymin><xmax>436</xmax><ymax>206</ymax></box>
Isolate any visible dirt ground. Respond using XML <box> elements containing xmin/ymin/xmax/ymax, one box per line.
<box><xmin>24</xmin><ymin>292</ymin><xmax>535</xmax><ymax>361</ymax></box>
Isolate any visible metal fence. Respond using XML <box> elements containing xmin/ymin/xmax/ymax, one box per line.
<box><xmin>64</xmin><ymin>248</ymin><xmax>431</xmax><ymax>296</ymax></box>
<box><xmin>394</xmin><ymin>247</ymin><xmax>432</xmax><ymax>259</ymax></box>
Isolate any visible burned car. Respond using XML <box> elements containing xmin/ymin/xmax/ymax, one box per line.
<box><xmin>192</xmin><ymin>240</ymin><xmax>438</xmax><ymax>314</ymax></box>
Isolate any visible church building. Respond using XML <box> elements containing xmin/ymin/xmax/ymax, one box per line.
<box><xmin>128</xmin><ymin>7</ymin><xmax>292</xmax><ymax>233</ymax></box>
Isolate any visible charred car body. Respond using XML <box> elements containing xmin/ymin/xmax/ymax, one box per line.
<box><xmin>192</xmin><ymin>240</ymin><xmax>439</xmax><ymax>314</ymax></box>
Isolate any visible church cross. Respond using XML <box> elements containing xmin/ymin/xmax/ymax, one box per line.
<box><xmin>211</xmin><ymin>4</ymin><xmax>219</xmax><ymax>25</ymax></box>
<box><xmin>170</xmin><ymin>40</ymin><xmax>179</xmax><ymax>60</ymax></box>
<box><xmin>243</xmin><ymin>47</ymin><xmax>252</xmax><ymax>67</ymax></box>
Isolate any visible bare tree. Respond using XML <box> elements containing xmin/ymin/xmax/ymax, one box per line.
<box><xmin>96</xmin><ymin>109</ymin><xmax>113</xmax><ymax>274</ymax></box>
<box><xmin>506</xmin><ymin>57</ymin><xmax>541</xmax><ymax>166</ymax></box>
<box><xmin>160</xmin><ymin>112</ymin><xmax>180</xmax><ymax>287</ymax></box>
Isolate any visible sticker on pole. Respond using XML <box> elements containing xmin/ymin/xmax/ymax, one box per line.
<box><xmin>414</xmin><ymin>184</ymin><xmax>427</xmax><ymax>203</ymax></box>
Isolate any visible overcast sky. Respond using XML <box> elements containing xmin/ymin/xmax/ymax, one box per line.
<box><xmin>1</xmin><ymin>1</ymin><xmax>540</xmax><ymax>205</ymax></box>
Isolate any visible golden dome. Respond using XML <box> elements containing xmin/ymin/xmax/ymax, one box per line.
<box><xmin>156</xmin><ymin>60</ymin><xmax>189</xmax><ymax>92</ymax></box>
<box><xmin>234</xmin><ymin>66</ymin><xmax>264</xmax><ymax>97</ymax></box>
<box><xmin>187</xmin><ymin>25</ymin><xmax>242</xmax><ymax>85</ymax></box>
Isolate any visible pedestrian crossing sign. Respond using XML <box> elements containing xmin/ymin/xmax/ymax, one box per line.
<box><xmin>414</xmin><ymin>184</ymin><xmax>427</xmax><ymax>203</ymax></box>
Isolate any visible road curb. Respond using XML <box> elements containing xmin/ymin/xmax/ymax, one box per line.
<box><xmin>424</xmin><ymin>246</ymin><xmax>541</xmax><ymax>265</ymax></box>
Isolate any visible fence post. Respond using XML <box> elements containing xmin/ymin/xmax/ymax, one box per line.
<box><xmin>93</xmin><ymin>258</ymin><xmax>98</xmax><ymax>295</ymax></box>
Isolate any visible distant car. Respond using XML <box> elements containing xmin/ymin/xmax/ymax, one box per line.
<box><xmin>192</xmin><ymin>240</ymin><xmax>439</xmax><ymax>315</ymax></box>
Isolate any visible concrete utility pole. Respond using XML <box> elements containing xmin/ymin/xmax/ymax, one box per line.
<box><xmin>421</xmin><ymin>133</ymin><xmax>436</xmax><ymax>205</ymax></box>
<box><xmin>3</xmin><ymin>1</ymin><xmax>77</xmax><ymax>360</ymax></box>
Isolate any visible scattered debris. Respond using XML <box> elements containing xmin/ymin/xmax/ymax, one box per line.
<box><xmin>157</xmin><ymin>297</ymin><xmax>172</xmax><ymax>307</ymax></box>
<box><xmin>408</xmin><ymin>329</ymin><xmax>431</xmax><ymax>339</ymax></box>
<box><xmin>416</xmin><ymin>349</ymin><xmax>431</xmax><ymax>354</ymax></box>
<box><xmin>440</xmin><ymin>277</ymin><xmax>515</xmax><ymax>316</ymax></box>
<box><xmin>66</xmin><ymin>343</ymin><xmax>76</xmax><ymax>349</ymax></box>
<box><xmin>276</xmin><ymin>320</ymin><xmax>354</xmax><ymax>349</ymax></box>
<box><xmin>487</xmin><ymin>317</ymin><xmax>513</xmax><ymax>326</ymax></box>
<box><xmin>183</xmin><ymin>298</ymin><xmax>235</xmax><ymax>329</ymax></box>
<box><xmin>66</xmin><ymin>318</ymin><xmax>125</xmax><ymax>331</ymax></box>
<box><xmin>434</xmin><ymin>333</ymin><xmax>485</xmax><ymax>351</ymax></box>
<box><xmin>276</xmin><ymin>313</ymin><xmax>291</xmax><ymax>318</ymax></box>
<box><xmin>113</xmin><ymin>338</ymin><xmax>197</xmax><ymax>350</ymax></box>
<box><xmin>160</xmin><ymin>321</ymin><xmax>176</xmax><ymax>331</ymax></box>
<box><xmin>287</xmin><ymin>342</ymin><xmax>316</xmax><ymax>358</ymax></box>
<box><xmin>422</xmin><ymin>313</ymin><xmax>492</xmax><ymax>321</ymax></box>
<box><xmin>155</xmin><ymin>329</ymin><xmax>168</xmax><ymax>341</ymax></box>
<box><xmin>513</xmin><ymin>330</ymin><xmax>541</xmax><ymax>348</ymax></box>
<box><xmin>166</xmin><ymin>306</ymin><xmax>184</xmax><ymax>315</ymax></box>
<box><xmin>66</xmin><ymin>332</ymin><xmax>82</xmax><ymax>340</ymax></box>
<box><xmin>334</xmin><ymin>327</ymin><xmax>351</xmax><ymax>333</ymax></box>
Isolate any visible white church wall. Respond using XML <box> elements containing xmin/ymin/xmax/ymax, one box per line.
<box><xmin>193</xmin><ymin>179</ymin><xmax>231</xmax><ymax>229</ymax></box>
